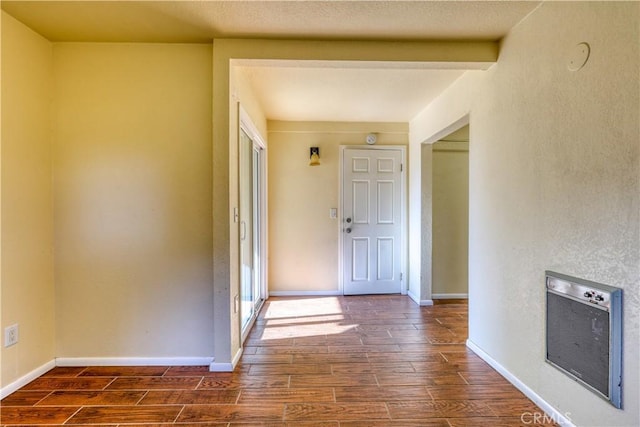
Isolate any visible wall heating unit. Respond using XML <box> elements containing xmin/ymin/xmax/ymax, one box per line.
<box><xmin>545</xmin><ymin>271</ymin><xmax>622</xmax><ymax>408</ymax></box>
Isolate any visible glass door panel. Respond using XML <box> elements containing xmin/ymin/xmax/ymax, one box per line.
<box><xmin>240</xmin><ymin>124</ymin><xmax>264</xmax><ymax>337</ymax></box>
<box><xmin>252</xmin><ymin>146</ymin><xmax>261</xmax><ymax>309</ymax></box>
<box><xmin>239</xmin><ymin>128</ymin><xmax>255</xmax><ymax>332</ymax></box>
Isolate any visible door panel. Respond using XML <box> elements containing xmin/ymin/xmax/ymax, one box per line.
<box><xmin>351</xmin><ymin>238</ymin><xmax>370</xmax><ymax>281</ymax></box>
<box><xmin>352</xmin><ymin>181</ymin><xmax>370</xmax><ymax>224</ymax></box>
<box><xmin>343</xmin><ymin>148</ymin><xmax>403</xmax><ymax>295</ymax></box>
<box><xmin>352</xmin><ymin>157</ymin><xmax>370</xmax><ymax>173</ymax></box>
<box><xmin>377</xmin><ymin>158</ymin><xmax>394</xmax><ymax>173</ymax></box>
<box><xmin>377</xmin><ymin>238</ymin><xmax>394</xmax><ymax>280</ymax></box>
<box><xmin>377</xmin><ymin>181</ymin><xmax>394</xmax><ymax>224</ymax></box>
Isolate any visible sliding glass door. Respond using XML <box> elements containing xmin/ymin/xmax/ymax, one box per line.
<box><xmin>239</xmin><ymin>120</ymin><xmax>265</xmax><ymax>338</ymax></box>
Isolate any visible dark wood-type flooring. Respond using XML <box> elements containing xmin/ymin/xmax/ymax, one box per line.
<box><xmin>1</xmin><ymin>295</ymin><xmax>555</xmax><ymax>426</ymax></box>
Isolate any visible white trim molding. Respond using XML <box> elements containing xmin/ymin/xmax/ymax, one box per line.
<box><xmin>432</xmin><ymin>293</ymin><xmax>468</xmax><ymax>299</ymax></box>
<box><xmin>1</xmin><ymin>359</ymin><xmax>55</xmax><ymax>399</ymax></box>
<box><xmin>408</xmin><ymin>290</ymin><xmax>434</xmax><ymax>306</ymax></box>
<box><xmin>56</xmin><ymin>357</ymin><xmax>214</xmax><ymax>367</ymax></box>
<box><xmin>1</xmin><ymin>357</ymin><xmax>219</xmax><ymax>397</ymax></box>
<box><xmin>269</xmin><ymin>290</ymin><xmax>342</xmax><ymax>297</ymax></box>
<box><xmin>466</xmin><ymin>339</ymin><xmax>575</xmax><ymax>427</ymax></box>
<box><xmin>209</xmin><ymin>348</ymin><xmax>243</xmax><ymax>372</ymax></box>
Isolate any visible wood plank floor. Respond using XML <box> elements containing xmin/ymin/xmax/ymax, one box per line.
<box><xmin>1</xmin><ymin>295</ymin><xmax>556</xmax><ymax>426</ymax></box>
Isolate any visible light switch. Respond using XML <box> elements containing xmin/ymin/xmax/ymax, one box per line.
<box><xmin>330</xmin><ymin>208</ymin><xmax>337</xmax><ymax>219</ymax></box>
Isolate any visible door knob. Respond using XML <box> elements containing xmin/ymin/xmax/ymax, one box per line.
<box><xmin>345</xmin><ymin>227</ymin><xmax>352</xmax><ymax>234</ymax></box>
<box><xmin>346</xmin><ymin>217</ymin><xmax>352</xmax><ymax>223</ymax></box>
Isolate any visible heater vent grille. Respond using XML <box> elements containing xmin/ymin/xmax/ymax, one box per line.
<box><xmin>545</xmin><ymin>271</ymin><xmax>622</xmax><ymax>409</ymax></box>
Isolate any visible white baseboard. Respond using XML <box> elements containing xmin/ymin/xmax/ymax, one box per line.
<box><xmin>1</xmin><ymin>359</ymin><xmax>55</xmax><ymax>399</ymax></box>
<box><xmin>56</xmin><ymin>357</ymin><xmax>213</xmax><ymax>367</ymax></box>
<box><xmin>209</xmin><ymin>347</ymin><xmax>243</xmax><ymax>372</ymax></box>
<box><xmin>466</xmin><ymin>339</ymin><xmax>575</xmax><ymax>427</ymax></box>
<box><xmin>3</xmin><ymin>355</ymin><xmax>234</xmax><ymax>397</ymax></box>
<box><xmin>269</xmin><ymin>290</ymin><xmax>341</xmax><ymax>296</ymax></box>
<box><xmin>432</xmin><ymin>293</ymin><xmax>468</xmax><ymax>299</ymax></box>
<box><xmin>408</xmin><ymin>290</ymin><xmax>434</xmax><ymax>306</ymax></box>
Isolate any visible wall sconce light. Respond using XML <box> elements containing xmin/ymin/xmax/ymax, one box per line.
<box><xmin>309</xmin><ymin>147</ymin><xmax>320</xmax><ymax>166</ymax></box>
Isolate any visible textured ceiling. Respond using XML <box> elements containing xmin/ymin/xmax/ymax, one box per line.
<box><xmin>236</xmin><ymin>63</ymin><xmax>466</xmax><ymax>122</ymax></box>
<box><xmin>2</xmin><ymin>1</ymin><xmax>540</xmax><ymax>43</ymax></box>
<box><xmin>2</xmin><ymin>1</ymin><xmax>541</xmax><ymax>122</ymax></box>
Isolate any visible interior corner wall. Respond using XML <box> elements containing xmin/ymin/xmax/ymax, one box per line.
<box><xmin>52</xmin><ymin>42</ymin><xmax>215</xmax><ymax>359</ymax></box>
<box><xmin>267</xmin><ymin>122</ymin><xmax>408</xmax><ymax>294</ymax></box>
<box><xmin>413</xmin><ymin>3</ymin><xmax>639</xmax><ymax>426</ymax></box>
<box><xmin>1</xmin><ymin>12</ymin><xmax>55</xmax><ymax>386</ymax></box>
<box><xmin>231</xmin><ymin>66</ymin><xmax>268</xmax><ymax>142</ymax></box>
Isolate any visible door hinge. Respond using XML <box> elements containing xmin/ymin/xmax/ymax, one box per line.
<box><xmin>400</xmin><ymin>273</ymin><xmax>403</xmax><ymax>281</ymax></box>
<box><xmin>400</xmin><ymin>163</ymin><xmax>403</xmax><ymax>172</ymax></box>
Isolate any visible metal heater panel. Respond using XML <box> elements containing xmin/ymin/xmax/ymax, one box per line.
<box><xmin>545</xmin><ymin>271</ymin><xmax>623</xmax><ymax>409</ymax></box>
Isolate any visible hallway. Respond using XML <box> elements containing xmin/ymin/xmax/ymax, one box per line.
<box><xmin>1</xmin><ymin>296</ymin><xmax>555</xmax><ymax>425</ymax></box>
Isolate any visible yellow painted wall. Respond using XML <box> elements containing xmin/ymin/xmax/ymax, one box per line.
<box><xmin>52</xmin><ymin>43</ymin><xmax>215</xmax><ymax>358</ymax></box>
<box><xmin>1</xmin><ymin>12</ymin><xmax>55</xmax><ymax>386</ymax></box>
<box><xmin>411</xmin><ymin>3</ymin><xmax>639</xmax><ymax>425</ymax></box>
<box><xmin>432</xmin><ymin>141</ymin><xmax>468</xmax><ymax>296</ymax></box>
<box><xmin>418</xmin><ymin>143</ymin><xmax>432</xmax><ymax>303</ymax></box>
<box><xmin>268</xmin><ymin>121</ymin><xmax>408</xmax><ymax>293</ymax></box>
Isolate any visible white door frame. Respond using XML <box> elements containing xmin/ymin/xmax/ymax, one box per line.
<box><xmin>239</xmin><ymin>105</ymin><xmax>267</xmax><ymax>341</ymax></box>
<box><xmin>339</xmin><ymin>145</ymin><xmax>408</xmax><ymax>295</ymax></box>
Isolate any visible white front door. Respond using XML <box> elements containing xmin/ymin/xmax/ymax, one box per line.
<box><xmin>342</xmin><ymin>147</ymin><xmax>404</xmax><ymax>295</ymax></box>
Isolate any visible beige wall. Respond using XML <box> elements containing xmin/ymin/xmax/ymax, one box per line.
<box><xmin>53</xmin><ymin>43</ymin><xmax>214</xmax><ymax>358</ymax></box>
<box><xmin>268</xmin><ymin>121</ymin><xmax>407</xmax><ymax>293</ymax></box>
<box><xmin>418</xmin><ymin>143</ymin><xmax>433</xmax><ymax>304</ymax></box>
<box><xmin>231</xmin><ymin>65</ymin><xmax>268</xmax><ymax>142</ymax></box>
<box><xmin>411</xmin><ymin>2</ymin><xmax>639</xmax><ymax>426</ymax></box>
<box><xmin>432</xmin><ymin>141</ymin><xmax>468</xmax><ymax>296</ymax></box>
<box><xmin>1</xmin><ymin>12</ymin><xmax>55</xmax><ymax>386</ymax></box>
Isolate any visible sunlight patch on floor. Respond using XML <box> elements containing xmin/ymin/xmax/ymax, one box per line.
<box><xmin>258</xmin><ymin>297</ymin><xmax>359</xmax><ymax>340</ymax></box>
<box><xmin>262</xmin><ymin>297</ymin><xmax>345</xmax><ymax>318</ymax></box>
<box><xmin>259</xmin><ymin>321</ymin><xmax>358</xmax><ymax>340</ymax></box>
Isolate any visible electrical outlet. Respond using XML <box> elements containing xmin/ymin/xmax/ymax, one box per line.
<box><xmin>234</xmin><ymin>295</ymin><xmax>239</xmax><ymax>314</ymax></box>
<box><xmin>5</xmin><ymin>324</ymin><xmax>18</xmax><ymax>347</ymax></box>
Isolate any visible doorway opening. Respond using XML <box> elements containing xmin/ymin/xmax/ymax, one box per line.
<box><xmin>422</xmin><ymin>124</ymin><xmax>469</xmax><ymax>301</ymax></box>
